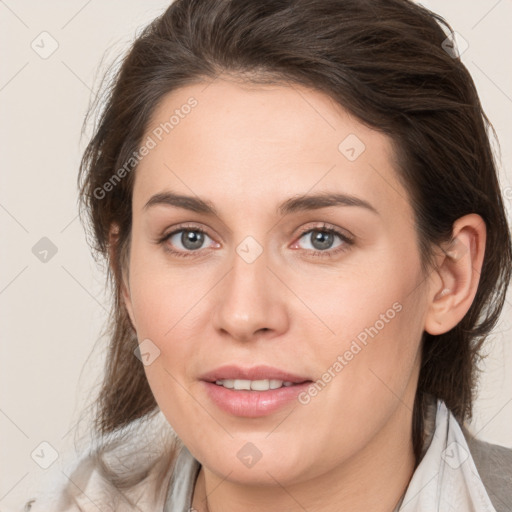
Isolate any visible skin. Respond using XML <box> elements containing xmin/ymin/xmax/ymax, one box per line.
<box><xmin>119</xmin><ymin>76</ymin><xmax>486</xmax><ymax>512</ymax></box>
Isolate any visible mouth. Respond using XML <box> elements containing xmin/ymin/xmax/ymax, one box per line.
<box><xmin>213</xmin><ymin>378</ymin><xmax>307</xmax><ymax>391</ymax></box>
<box><xmin>199</xmin><ymin>364</ymin><xmax>313</xmax><ymax>417</ymax></box>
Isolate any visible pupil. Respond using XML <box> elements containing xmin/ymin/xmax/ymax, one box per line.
<box><xmin>312</xmin><ymin>230</ymin><xmax>333</xmax><ymax>250</ymax></box>
<box><xmin>182</xmin><ymin>230</ymin><xmax>204</xmax><ymax>250</ymax></box>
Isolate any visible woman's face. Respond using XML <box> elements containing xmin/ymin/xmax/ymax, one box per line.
<box><xmin>123</xmin><ymin>77</ymin><xmax>433</xmax><ymax>485</ymax></box>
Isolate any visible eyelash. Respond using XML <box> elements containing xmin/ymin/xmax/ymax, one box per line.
<box><xmin>157</xmin><ymin>222</ymin><xmax>354</xmax><ymax>259</ymax></box>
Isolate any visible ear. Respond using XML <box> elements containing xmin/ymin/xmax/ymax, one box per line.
<box><xmin>424</xmin><ymin>214</ymin><xmax>486</xmax><ymax>335</ymax></box>
<box><xmin>108</xmin><ymin>223</ymin><xmax>137</xmax><ymax>331</ymax></box>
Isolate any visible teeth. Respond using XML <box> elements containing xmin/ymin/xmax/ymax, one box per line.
<box><xmin>218</xmin><ymin>379</ymin><xmax>234</xmax><ymax>389</ymax></box>
<box><xmin>235</xmin><ymin>379</ymin><xmax>251</xmax><ymax>390</ymax></box>
<box><xmin>270</xmin><ymin>379</ymin><xmax>285</xmax><ymax>389</ymax></box>
<box><xmin>214</xmin><ymin>379</ymin><xmax>295</xmax><ymax>390</ymax></box>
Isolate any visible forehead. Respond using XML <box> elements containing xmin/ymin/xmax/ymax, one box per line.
<box><xmin>133</xmin><ymin>77</ymin><xmax>409</xmax><ymax>217</ymax></box>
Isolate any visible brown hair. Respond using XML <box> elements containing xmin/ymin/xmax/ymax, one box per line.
<box><xmin>76</xmin><ymin>0</ymin><xmax>512</xmax><ymax>489</ymax></box>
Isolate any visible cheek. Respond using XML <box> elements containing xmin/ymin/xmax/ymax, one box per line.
<box><xmin>297</xmin><ymin>248</ymin><xmax>426</xmax><ymax>413</ymax></box>
<box><xmin>128</xmin><ymin>239</ymin><xmax>213</xmax><ymax>339</ymax></box>
<box><xmin>311</xmin><ymin>290</ymin><xmax>423</xmax><ymax>405</ymax></box>
<box><xmin>129</xmin><ymin>271</ymin><xmax>206</xmax><ymax>388</ymax></box>
<box><xmin>126</xmin><ymin>243</ymin><xmax>210</xmax><ymax>402</ymax></box>
<box><xmin>289</xmin><ymin>290</ymin><xmax>425</xmax><ymax>468</ymax></box>
<box><xmin>299</xmin><ymin>246</ymin><xmax>424</xmax><ymax>357</ymax></box>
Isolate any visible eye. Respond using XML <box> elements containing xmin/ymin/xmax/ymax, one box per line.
<box><xmin>159</xmin><ymin>226</ymin><xmax>219</xmax><ymax>257</ymax></box>
<box><xmin>292</xmin><ymin>224</ymin><xmax>354</xmax><ymax>257</ymax></box>
<box><xmin>157</xmin><ymin>223</ymin><xmax>353</xmax><ymax>259</ymax></box>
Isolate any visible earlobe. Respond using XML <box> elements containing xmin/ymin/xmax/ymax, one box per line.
<box><xmin>424</xmin><ymin>214</ymin><xmax>486</xmax><ymax>336</ymax></box>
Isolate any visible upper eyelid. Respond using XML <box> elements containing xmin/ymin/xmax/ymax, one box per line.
<box><xmin>165</xmin><ymin>222</ymin><xmax>349</xmax><ymax>237</ymax></box>
<box><xmin>297</xmin><ymin>223</ymin><xmax>353</xmax><ymax>239</ymax></box>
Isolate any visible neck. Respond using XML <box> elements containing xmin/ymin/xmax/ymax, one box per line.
<box><xmin>192</xmin><ymin>401</ymin><xmax>416</xmax><ymax>512</ymax></box>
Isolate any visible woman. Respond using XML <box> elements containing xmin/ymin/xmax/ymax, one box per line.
<box><xmin>21</xmin><ymin>0</ymin><xmax>512</xmax><ymax>510</ymax></box>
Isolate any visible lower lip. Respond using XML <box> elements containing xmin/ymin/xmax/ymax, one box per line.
<box><xmin>201</xmin><ymin>381</ymin><xmax>312</xmax><ymax>417</ymax></box>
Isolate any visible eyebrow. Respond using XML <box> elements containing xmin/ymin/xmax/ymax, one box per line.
<box><xmin>143</xmin><ymin>191</ymin><xmax>379</xmax><ymax>216</ymax></box>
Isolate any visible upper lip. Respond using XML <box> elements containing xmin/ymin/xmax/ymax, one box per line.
<box><xmin>200</xmin><ymin>365</ymin><xmax>312</xmax><ymax>384</ymax></box>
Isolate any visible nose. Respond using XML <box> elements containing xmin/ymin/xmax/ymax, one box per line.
<box><xmin>211</xmin><ymin>243</ymin><xmax>289</xmax><ymax>343</ymax></box>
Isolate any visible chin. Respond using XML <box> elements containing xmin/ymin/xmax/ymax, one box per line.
<box><xmin>196</xmin><ymin>440</ymin><xmax>313</xmax><ymax>485</ymax></box>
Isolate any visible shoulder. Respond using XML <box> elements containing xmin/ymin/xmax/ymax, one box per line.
<box><xmin>17</xmin><ymin>417</ymin><xmax>181</xmax><ymax>512</ymax></box>
<box><xmin>18</xmin><ymin>449</ymin><xmax>176</xmax><ymax>512</ymax></box>
<box><xmin>462</xmin><ymin>426</ymin><xmax>512</xmax><ymax>512</ymax></box>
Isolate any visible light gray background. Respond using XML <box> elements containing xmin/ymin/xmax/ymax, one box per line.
<box><xmin>1</xmin><ymin>0</ymin><xmax>511</xmax><ymax>507</ymax></box>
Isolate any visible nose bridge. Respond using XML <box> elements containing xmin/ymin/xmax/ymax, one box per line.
<box><xmin>212</xmin><ymin>236</ymin><xmax>288</xmax><ymax>340</ymax></box>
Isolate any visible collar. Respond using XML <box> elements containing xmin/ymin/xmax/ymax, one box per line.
<box><xmin>397</xmin><ymin>399</ymin><xmax>497</xmax><ymax>511</ymax></box>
